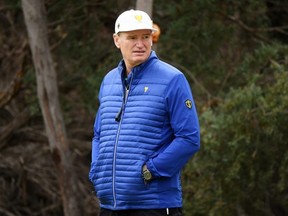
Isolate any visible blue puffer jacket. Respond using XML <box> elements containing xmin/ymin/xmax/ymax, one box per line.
<box><xmin>89</xmin><ymin>51</ymin><xmax>200</xmax><ymax>210</ymax></box>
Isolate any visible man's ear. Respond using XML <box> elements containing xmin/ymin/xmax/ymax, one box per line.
<box><xmin>113</xmin><ymin>33</ymin><xmax>120</xmax><ymax>48</ymax></box>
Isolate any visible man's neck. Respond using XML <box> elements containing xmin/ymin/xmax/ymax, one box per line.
<box><xmin>126</xmin><ymin>67</ymin><xmax>132</xmax><ymax>75</ymax></box>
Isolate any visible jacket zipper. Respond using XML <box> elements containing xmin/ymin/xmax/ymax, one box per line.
<box><xmin>112</xmin><ymin>73</ymin><xmax>133</xmax><ymax>208</ymax></box>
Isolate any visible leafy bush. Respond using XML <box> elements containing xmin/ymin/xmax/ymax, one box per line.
<box><xmin>183</xmin><ymin>43</ymin><xmax>288</xmax><ymax>215</ymax></box>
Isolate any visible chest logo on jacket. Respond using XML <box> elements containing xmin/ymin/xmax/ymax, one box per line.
<box><xmin>144</xmin><ymin>86</ymin><xmax>149</xmax><ymax>93</ymax></box>
<box><xmin>185</xmin><ymin>99</ymin><xmax>192</xmax><ymax>109</ymax></box>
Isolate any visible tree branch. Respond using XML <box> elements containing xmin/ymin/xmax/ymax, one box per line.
<box><xmin>0</xmin><ymin>108</ymin><xmax>30</xmax><ymax>149</ymax></box>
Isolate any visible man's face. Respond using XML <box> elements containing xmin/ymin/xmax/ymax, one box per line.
<box><xmin>114</xmin><ymin>29</ymin><xmax>153</xmax><ymax>71</ymax></box>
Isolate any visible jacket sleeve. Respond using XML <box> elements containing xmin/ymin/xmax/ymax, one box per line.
<box><xmin>88</xmin><ymin>110</ymin><xmax>101</xmax><ymax>183</ymax></box>
<box><xmin>91</xmin><ymin>81</ymin><xmax>104</xmax><ymax>163</ymax></box>
<box><xmin>91</xmin><ymin>110</ymin><xmax>101</xmax><ymax>163</ymax></box>
<box><xmin>89</xmin><ymin>83</ymin><xmax>103</xmax><ymax>182</ymax></box>
<box><xmin>146</xmin><ymin>73</ymin><xmax>200</xmax><ymax>178</ymax></box>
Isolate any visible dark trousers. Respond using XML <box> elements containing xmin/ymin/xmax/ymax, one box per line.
<box><xmin>100</xmin><ymin>207</ymin><xmax>182</xmax><ymax>216</ymax></box>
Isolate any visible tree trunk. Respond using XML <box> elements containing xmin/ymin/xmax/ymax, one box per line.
<box><xmin>136</xmin><ymin>0</ymin><xmax>153</xmax><ymax>16</ymax></box>
<box><xmin>21</xmin><ymin>1</ymin><xmax>82</xmax><ymax>215</ymax></box>
<box><xmin>136</xmin><ymin>0</ymin><xmax>158</xmax><ymax>50</ymax></box>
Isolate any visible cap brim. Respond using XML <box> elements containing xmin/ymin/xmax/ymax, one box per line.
<box><xmin>116</xmin><ymin>27</ymin><xmax>157</xmax><ymax>34</ymax></box>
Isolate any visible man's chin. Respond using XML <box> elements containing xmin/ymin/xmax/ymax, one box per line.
<box><xmin>132</xmin><ymin>55</ymin><xmax>148</xmax><ymax>62</ymax></box>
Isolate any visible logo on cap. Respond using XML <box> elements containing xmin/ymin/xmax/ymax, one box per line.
<box><xmin>134</xmin><ymin>15</ymin><xmax>143</xmax><ymax>22</ymax></box>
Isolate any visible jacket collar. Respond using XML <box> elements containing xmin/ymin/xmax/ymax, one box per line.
<box><xmin>117</xmin><ymin>51</ymin><xmax>158</xmax><ymax>76</ymax></box>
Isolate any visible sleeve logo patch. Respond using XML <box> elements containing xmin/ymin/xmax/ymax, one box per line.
<box><xmin>185</xmin><ymin>99</ymin><xmax>192</xmax><ymax>109</ymax></box>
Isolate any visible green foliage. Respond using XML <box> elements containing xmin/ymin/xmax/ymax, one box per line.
<box><xmin>183</xmin><ymin>43</ymin><xmax>288</xmax><ymax>215</ymax></box>
<box><xmin>155</xmin><ymin>0</ymin><xmax>271</xmax><ymax>99</ymax></box>
<box><xmin>43</xmin><ymin>0</ymin><xmax>123</xmax><ymax>113</ymax></box>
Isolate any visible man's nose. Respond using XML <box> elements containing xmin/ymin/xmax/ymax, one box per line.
<box><xmin>135</xmin><ymin>38</ymin><xmax>145</xmax><ymax>46</ymax></box>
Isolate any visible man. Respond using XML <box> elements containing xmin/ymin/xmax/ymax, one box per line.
<box><xmin>89</xmin><ymin>9</ymin><xmax>200</xmax><ymax>216</ymax></box>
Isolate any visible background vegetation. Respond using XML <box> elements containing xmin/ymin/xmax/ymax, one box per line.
<box><xmin>0</xmin><ymin>0</ymin><xmax>287</xmax><ymax>215</ymax></box>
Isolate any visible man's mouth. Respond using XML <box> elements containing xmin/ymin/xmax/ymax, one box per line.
<box><xmin>133</xmin><ymin>50</ymin><xmax>145</xmax><ymax>54</ymax></box>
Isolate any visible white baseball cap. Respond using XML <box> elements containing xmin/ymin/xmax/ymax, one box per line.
<box><xmin>115</xmin><ymin>9</ymin><xmax>157</xmax><ymax>34</ymax></box>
